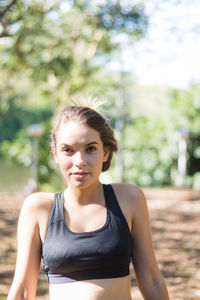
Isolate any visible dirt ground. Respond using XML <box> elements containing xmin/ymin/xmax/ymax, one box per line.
<box><xmin>0</xmin><ymin>188</ymin><xmax>200</xmax><ymax>300</ymax></box>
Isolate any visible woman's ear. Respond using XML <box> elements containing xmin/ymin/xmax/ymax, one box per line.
<box><xmin>103</xmin><ymin>147</ymin><xmax>110</xmax><ymax>162</ymax></box>
<box><xmin>52</xmin><ymin>147</ymin><xmax>58</xmax><ymax>164</ymax></box>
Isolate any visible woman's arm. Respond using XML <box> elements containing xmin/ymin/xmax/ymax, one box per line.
<box><xmin>130</xmin><ymin>186</ymin><xmax>169</xmax><ymax>300</ymax></box>
<box><xmin>7</xmin><ymin>194</ymin><xmax>42</xmax><ymax>300</ymax></box>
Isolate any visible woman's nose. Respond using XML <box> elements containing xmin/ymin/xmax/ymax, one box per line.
<box><xmin>73</xmin><ymin>151</ymin><xmax>86</xmax><ymax>168</ymax></box>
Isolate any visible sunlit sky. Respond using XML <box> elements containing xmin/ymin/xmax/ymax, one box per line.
<box><xmin>121</xmin><ymin>0</ymin><xmax>200</xmax><ymax>89</ymax></box>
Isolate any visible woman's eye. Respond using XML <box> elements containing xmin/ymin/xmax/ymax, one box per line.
<box><xmin>86</xmin><ymin>146</ymin><xmax>96</xmax><ymax>153</ymax></box>
<box><xmin>64</xmin><ymin>148</ymin><xmax>73</xmax><ymax>154</ymax></box>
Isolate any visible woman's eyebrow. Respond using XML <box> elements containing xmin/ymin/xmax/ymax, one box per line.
<box><xmin>60</xmin><ymin>143</ymin><xmax>71</xmax><ymax>147</ymax></box>
<box><xmin>86</xmin><ymin>142</ymin><xmax>99</xmax><ymax>146</ymax></box>
<box><xmin>59</xmin><ymin>142</ymin><xmax>99</xmax><ymax>147</ymax></box>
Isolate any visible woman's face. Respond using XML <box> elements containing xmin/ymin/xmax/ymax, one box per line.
<box><xmin>52</xmin><ymin>121</ymin><xmax>110</xmax><ymax>188</ymax></box>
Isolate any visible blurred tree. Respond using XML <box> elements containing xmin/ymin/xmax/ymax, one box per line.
<box><xmin>116</xmin><ymin>82</ymin><xmax>200</xmax><ymax>187</ymax></box>
<box><xmin>0</xmin><ymin>0</ymin><xmax>148</xmax><ymax>188</ymax></box>
<box><xmin>1</xmin><ymin>0</ymin><xmax>147</xmax><ymax>101</ymax></box>
<box><xmin>0</xmin><ymin>0</ymin><xmax>19</xmax><ymax>38</ymax></box>
<box><xmin>170</xmin><ymin>83</ymin><xmax>200</xmax><ymax>187</ymax></box>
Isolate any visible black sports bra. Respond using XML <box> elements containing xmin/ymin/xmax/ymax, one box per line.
<box><xmin>42</xmin><ymin>184</ymin><xmax>132</xmax><ymax>284</ymax></box>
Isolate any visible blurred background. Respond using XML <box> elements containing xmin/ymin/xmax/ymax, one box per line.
<box><xmin>1</xmin><ymin>0</ymin><xmax>200</xmax><ymax>192</ymax></box>
<box><xmin>0</xmin><ymin>0</ymin><xmax>200</xmax><ymax>299</ymax></box>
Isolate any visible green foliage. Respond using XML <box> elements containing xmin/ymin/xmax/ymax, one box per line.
<box><xmin>1</xmin><ymin>0</ymin><xmax>147</xmax><ymax>102</ymax></box>
<box><xmin>116</xmin><ymin>83</ymin><xmax>200</xmax><ymax>187</ymax></box>
<box><xmin>0</xmin><ymin>0</ymin><xmax>148</xmax><ymax>190</ymax></box>
<box><xmin>0</xmin><ymin>95</ymin><xmax>53</xmax><ymax>143</ymax></box>
<box><xmin>2</xmin><ymin>0</ymin><xmax>198</xmax><ymax>189</ymax></box>
<box><xmin>122</xmin><ymin>112</ymin><xmax>177</xmax><ymax>186</ymax></box>
<box><xmin>170</xmin><ymin>83</ymin><xmax>200</xmax><ymax>187</ymax></box>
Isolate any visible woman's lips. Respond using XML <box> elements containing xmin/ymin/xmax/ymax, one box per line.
<box><xmin>71</xmin><ymin>171</ymin><xmax>90</xmax><ymax>179</ymax></box>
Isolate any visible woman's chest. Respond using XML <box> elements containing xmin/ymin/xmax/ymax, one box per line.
<box><xmin>42</xmin><ymin>210</ymin><xmax>131</xmax><ymax>271</ymax></box>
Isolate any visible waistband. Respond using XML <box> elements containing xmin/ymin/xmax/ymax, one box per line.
<box><xmin>48</xmin><ymin>265</ymin><xmax>130</xmax><ymax>284</ymax></box>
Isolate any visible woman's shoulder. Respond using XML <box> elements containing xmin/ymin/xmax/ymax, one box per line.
<box><xmin>23</xmin><ymin>191</ymin><xmax>55</xmax><ymax>209</ymax></box>
<box><xmin>110</xmin><ymin>183</ymin><xmax>146</xmax><ymax>212</ymax></box>
<box><xmin>20</xmin><ymin>192</ymin><xmax>56</xmax><ymax>221</ymax></box>
<box><xmin>111</xmin><ymin>182</ymin><xmax>145</xmax><ymax>201</ymax></box>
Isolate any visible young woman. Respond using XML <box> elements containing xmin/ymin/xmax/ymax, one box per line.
<box><xmin>7</xmin><ymin>102</ymin><xmax>169</xmax><ymax>300</ymax></box>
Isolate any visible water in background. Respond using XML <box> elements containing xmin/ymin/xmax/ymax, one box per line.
<box><xmin>0</xmin><ymin>159</ymin><xmax>31</xmax><ymax>192</ymax></box>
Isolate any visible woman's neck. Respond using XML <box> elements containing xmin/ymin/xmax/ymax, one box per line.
<box><xmin>64</xmin><ymin>181</ymin><xmax>104</xmax><ymax>206</ymax></box>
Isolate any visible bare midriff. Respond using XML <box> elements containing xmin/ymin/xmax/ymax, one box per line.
<box><xmin>49</xmin><ymin>275</ymin><xmax>132</xmax><ymax>300</ymax></box>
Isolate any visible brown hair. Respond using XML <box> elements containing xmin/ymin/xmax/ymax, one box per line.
<box><xmin>51</xmin><ymin>105</ymin><xmax>118</xmax><ymax>172</ymax></box>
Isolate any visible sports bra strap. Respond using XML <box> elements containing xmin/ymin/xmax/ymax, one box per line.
<box><xmin>48</xmin><ymin>192</ymin><xmax>63</xmax><ymax>226</ymax></box>
<box><xmin>103</xmin><ymin>184</ymin><xmax>126</xmax><ymax>221</ymax></box>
